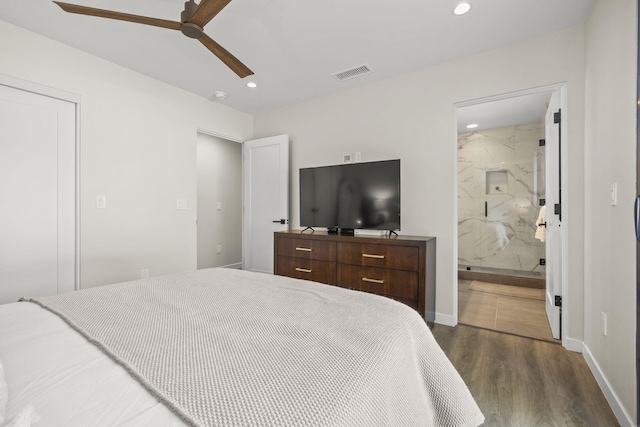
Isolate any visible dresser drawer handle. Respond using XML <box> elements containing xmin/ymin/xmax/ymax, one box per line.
<box><xmin>295</xmin><ymin>247</ymin><xmax>312</xmax><ymax>252</ymax></box>
<box><xmin>295</xmin><ymin>268</ymin><xmax>312</xmax><ymax>273</ymax></box>
<box><xmin>362</xmin><ymin>253</ymin><xmax>385</xmax><ymax>259</ymax></box>
<box><xmin>362</xmin><ymin>277</ymin><xmax>384</xmax><ymax>284</ymax></box>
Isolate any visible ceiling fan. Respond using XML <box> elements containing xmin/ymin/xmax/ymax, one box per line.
<box><xmin>53</xmin><ymin>0</ymin><xmax>253</xmax><ymax>78</ymax></box>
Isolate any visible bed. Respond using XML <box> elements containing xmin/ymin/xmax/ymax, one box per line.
<box><xmin>0</xmin><ymin>268</ymin><xmax>484</xmax><ymax>426</ymax></box>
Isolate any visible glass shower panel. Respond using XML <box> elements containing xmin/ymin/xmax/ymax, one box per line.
<box><xmin>458</xmin><ymin>123</ymin><xmax>546</xmax><ymax>277</ymax></box>
<box><xmin>457</xmin><ymin>131</ymin><xmax>482</xmax><ymax>268</ymax></box>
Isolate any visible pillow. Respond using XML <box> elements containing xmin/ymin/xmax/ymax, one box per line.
<box><xmin>0</xmin><ymin>357</ymin><xmax>6</xmax><ymax>425</ymax></box>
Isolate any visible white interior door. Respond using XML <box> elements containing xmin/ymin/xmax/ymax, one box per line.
<box><xmin>545</xmin><ymin>90</ymin><xmax>562</xmax><ymax>339</ymax></box>
<box><xmin>242</xmin><ymin>135</ymin><xmax>289</xmax><ymax>273</ymax></box>
<box><xmin>0</xmin><ymin>83</ymin><xmax>77</xmax><ymax>304</ymax></box>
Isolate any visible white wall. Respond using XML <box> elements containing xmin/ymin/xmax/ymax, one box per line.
<box><xmin>0</xmin><ymin>20</ymin><xmax>253</xmax><ymax>288</ymax></box>
<box><xmin>255</xmin><ymin>27</ymin><xmax>586</xmax><ymax>336</ymax></box>
<box><xmin>584</xmin><ymin>0</ymin><xmax>637</xmax><ymax>424</ymax></box>
<box><xmin>197</xmin><ymin>133</ymin><xmax>243</xmax><ymax>269</ymax></box>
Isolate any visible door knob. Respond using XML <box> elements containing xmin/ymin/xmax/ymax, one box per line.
<box><xmin>272</xmin><ymin>219</ymin><xmax>287</xmax><ymax>224</ymax></box>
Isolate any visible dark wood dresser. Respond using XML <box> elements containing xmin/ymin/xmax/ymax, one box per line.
<box><xmin>274</xmin><ymin>230</ymin><xmax>436</xmax><ymax>323</ymax></box>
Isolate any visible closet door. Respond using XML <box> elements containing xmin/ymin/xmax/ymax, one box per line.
<box><xmin>0</xmin><ymin>83</ymin><xmax>77</xmax><ymax>304</ymax></box>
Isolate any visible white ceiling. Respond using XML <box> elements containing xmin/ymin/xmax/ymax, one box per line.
<box><xmin>0</xmin><ymin>0</ymin><xmax>594</xmax><ymax>116</ymax></box>
<box><xmin>457</xmin><ymin>90</ymin><xmax>554</xmax><ymax>133</ymax></box>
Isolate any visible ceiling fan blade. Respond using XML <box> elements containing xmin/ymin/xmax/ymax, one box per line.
<box><xmin>53</xmin><ymin>1</ymin><xmax>182</xmax><ymax>31</ymax></box>
<box><xmin>199</xmin><ymin>34</ymin><xmax>253</xmax><ymax>78</ymax></box>
<box><xmin>189</xmin><ymin>0</ymin><xmax>233</xmax><ymax>28</ymax></box>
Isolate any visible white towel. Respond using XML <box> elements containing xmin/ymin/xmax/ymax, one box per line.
<box><xmin>535</xmin><ymin>205</ymin><xmax>546</xmax><ymax>242</ymax></box>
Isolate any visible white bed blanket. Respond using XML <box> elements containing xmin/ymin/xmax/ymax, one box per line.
<box><xmin>0</xmin><ymin>301</ymin><xmax>184</xmax><ymax>426</ymax></box>
<box><xmin>18</xmin><ymin>268</ymin><xmax>483</xmax><ymax>427</ymax></box>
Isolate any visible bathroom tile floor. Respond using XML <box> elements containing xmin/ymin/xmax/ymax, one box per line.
<box><xmin>458</xmin><ymin>279</ymin><xmax>560</xmax><ymax>344</ymax></box>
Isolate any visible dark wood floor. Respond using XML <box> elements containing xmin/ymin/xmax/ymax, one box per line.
<box><xmin>432</xmin><ymin>324</ymin><xmax>620</xmax><ymax>427</ymax></box>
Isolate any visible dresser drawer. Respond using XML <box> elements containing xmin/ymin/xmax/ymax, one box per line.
<box><xmin>276</xmin><ymin>256</ymin><xmax>336</xmax><ymax>285</ymax></box>
<box><xmin>274</xmin><ymin>231</ymin><xmax>435</xmax><ymax>323</ymax></box>
<box><xmin>277</xmin><ymin>237</ymin><xmax>336</xmax><ymax>261</ymax></box>
<box><xmin>337</xmin><ymin>242</ymin><xmax>419</xmax><ymax>271</ymax></box>
<box><xmin>337</xmin><ymin>264</ymin><xmax>418</xmax><ymax>300</ymax></box>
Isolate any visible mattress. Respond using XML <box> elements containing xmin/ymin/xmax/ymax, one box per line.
<box><xmin>0</xmin><ymin>268</ymin><xmax>483</xmax><ymax>426</ymax></box>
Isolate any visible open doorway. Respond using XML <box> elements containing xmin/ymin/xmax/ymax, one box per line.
<box><xmin>455</xmin><ymin>87</ymin><xmax>563</xmax><ymax>343</ymax></box>
<box><xmin>196</xmin><ymin>131</ymin><xmax>243</xmax><ymax>269</ymax></box>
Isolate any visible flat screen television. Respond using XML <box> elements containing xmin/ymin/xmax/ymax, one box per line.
<box><xmin>299</xmin><ymin>159</ymin><xmax>400</xmax><ymax>233</ymax></box>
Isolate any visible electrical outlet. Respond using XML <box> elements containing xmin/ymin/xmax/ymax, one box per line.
<box><xmin>176</xmin><ymin>199</ymin><xmax>187</xmax><ymax>210</ymax></box>
<box><xmin>217</xmin><ymin>202</ymin><xmax>222</xmax><ymax>211</ymax></box>
<box><xmin>343</xmin><ymin>153</ymin><xmax>352</xmax><ymax>163</ymax></box>
<box><xmin>96</xmin><ymin>195</ymin><xmax>106</xmax><ymax>209</ymax></box>
<box><xmin>355</xmin><ymin>152</ymin><xmax>362</xmax><ymax>162</ymax></box>
<box><xmin>540</xmin><ymin>258</ymin><xmax>546</xmax><ymax>266</ymax></box>
<box><xmin>217</xmin><ymin>245</ymin><xmax>222</xmax><ymax>254</ymax></box>
<box><xmin>601</xmin><ymin>312</ymin><xmax>607</xmax><ymax>336</ymax></box>
<box><xmin>610</xmin><ymin>183</ymin><xmax>618</xmax><ymax>206</ymax></box>
<box><xmin>141</xmin><ymin>269</ymin><xmax>149</xmax><ymax>279</ymax></box>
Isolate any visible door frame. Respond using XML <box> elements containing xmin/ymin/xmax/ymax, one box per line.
<box><xmin>453</xmin><ymin>83</ymin><xmax>569</xmax><ymax>347</ymax></box>
<box><xmin>0</xmin><ymin>73</ymin><xmax>81</xmax><ymax>291</ymax></box>
<box><xmin>196</xmin><ymin>129</ymin><xmax>244</xmax><ymax>270</ymax></box>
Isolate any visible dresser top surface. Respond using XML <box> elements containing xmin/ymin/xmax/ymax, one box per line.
<box><xmin>275</xmin><ymin>230</ymin><xmax>436</xmax><ymax>244</ymax></box>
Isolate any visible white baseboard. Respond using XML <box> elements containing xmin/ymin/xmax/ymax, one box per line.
<box><xmin>563</xmin><ymin>336</ymin><xmax>583</xmax><ymax>353</ymax></box>
<box><xmin>582</xmin><ymin>343</ymin><xmax>635</xmax><ymax>427</ymax></box>
<box><xmin>435</xmin><ymin>312</ymin><xmax>457</xmax><ymax>327</ymax></box>
<box><xmin>221</xmin><ymin>262</ymin><xmax>242</xmax><ymax>269</ymax></box>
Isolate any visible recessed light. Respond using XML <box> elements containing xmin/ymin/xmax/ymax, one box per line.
<box><xmin>453</xmin><ymin>2</ymin><xmax>471</xmax><ymax>15</ymax></box>
<box><xmin>246</xmin><ymin>81</ymin><xmax>257</xmax><ymax>88</ymax></box>
<box><xmin>466</xmin><ymin>123</ymin><xmax>478</xmax><ymax>129</ymax></box>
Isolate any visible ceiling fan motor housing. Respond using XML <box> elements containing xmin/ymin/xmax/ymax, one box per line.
<box><xmin>181</xmin><ymin>0</ymin><xmax>197</xmax><ymax>22</ymax></box>
<box><xmin>180</xmin><ymin>0</ymin><xmax>203</xmax><ymax>38</ymax></box>
<box><xmin>181</xmin><ymin>22</ymin><xmax>203</xmax><ymax>38</ymax></box>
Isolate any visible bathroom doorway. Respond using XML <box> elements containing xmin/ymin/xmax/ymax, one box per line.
<box><xmin>455</xmin><ymin>87</ymin><xmax>562</xmax><ymax>342</ymax></box>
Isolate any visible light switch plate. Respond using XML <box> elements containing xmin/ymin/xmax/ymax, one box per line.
<box><xmin>601</xmin><ymin>312</ymin><xmax>607</xmax><ymax>336</ymax></box>
<box><xmin>177</xmin><ymin>198</ymin><xmax>188</xmax><ymax>210</ymax></box>
<box><xmin>96</xmin><ymin>195</ymin><xmax>106</xmax><ymax>209</ymax></box>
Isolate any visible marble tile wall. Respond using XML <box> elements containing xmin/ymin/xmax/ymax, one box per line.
<box><xmin>458</xmin><ymin>122</ymin><xmax>546</xmax><ymax>275</ymax></box>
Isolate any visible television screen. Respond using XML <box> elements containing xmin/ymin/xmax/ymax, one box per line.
<box><xmin>299</xmin><ymin>159</ymin><xmax>400</xmax><ymax>231</ymax></box>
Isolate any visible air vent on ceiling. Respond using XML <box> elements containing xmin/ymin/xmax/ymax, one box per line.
<box><xmin>332</xmin><ymin>64</ymin><xmax>373</xmax><ymax>81</ymax></box>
